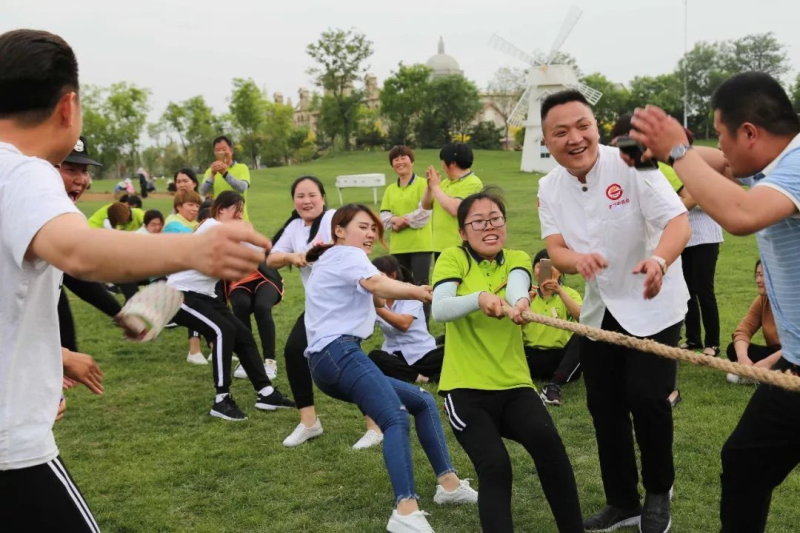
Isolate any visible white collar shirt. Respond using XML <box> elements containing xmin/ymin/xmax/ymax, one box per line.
<box><xmin>377</xmin><ymin>299</ymin><xmax>436</xmax><ymax>365</ymax></box>
<box><xmin>272</xmin><ymin>209</ymin><xmax>335</xmax><ymax>287</ymax></box>
<box><xmin>166</xmin><ymin>218</ymin><xmax>221</xmax><ymax>297</ymax></box>
<box><xmin>538</xmin><ymin>144</ymin><xmax>689</xmax><ymax>336</ymax></box>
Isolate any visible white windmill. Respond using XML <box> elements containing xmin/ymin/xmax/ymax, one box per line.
<box><xmin>489</xmin><ymin>6</ymin><xmax>602</xmax><ymax>173</ymax></box>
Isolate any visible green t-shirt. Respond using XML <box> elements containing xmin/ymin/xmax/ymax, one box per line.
<box><xmin>432</xmin><ymin>245</ymin><xmax>534</xmax><ymax>392</ymax></box>
<box><xmin>87</xmin><ymin>204</ymin><xmax>145</xmax><ymax>231</ymax></box>
<box><xmin>658</xmin><ymin>162</ymin><xmax>683</xmax><ymax>193</ymax></box>
<box><xmin>522</xmin><ymin>285</ymin><xmax>582</xmax><ymax>349</ymax></box>
<box><xmin>431</xmin><ymin>173</ymin><xmax>483</xmax><ymax>252</ymax></box>
<box><xmin>380</xmin><ymin>174</ymin><xmax>433</xmax><ymax>254</ymax></box>
<box><xmin>203</xmin><ymin>162</ymin><xmax>251</xmax><ymax>220</ymax></box>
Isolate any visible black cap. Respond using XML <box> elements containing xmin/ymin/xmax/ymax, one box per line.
<box><xmin>63</xmin><ymin>136</ymin><xmax>102</xmax><ymax>166</ymax></box>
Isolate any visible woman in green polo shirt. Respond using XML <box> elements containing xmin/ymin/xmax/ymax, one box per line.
<box><xmin>380</xmin><ymin>145</ymin><xmax>434</xmax><ymax>297</ymax></box>
<box><xmin>431</xmin><ymin>189</ymin><xmax>583</xmax><ymax>533</ymax></box>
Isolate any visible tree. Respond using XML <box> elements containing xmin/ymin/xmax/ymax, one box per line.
<box><xmin>261</xmin><ymin>101</ymin><xmax>298</xmax><ymax>166</ymax></box>
<box><xmin>417</xmin><ymin>75</ymin><xmax>481</xmax><ymax>148</ymax></box>
<box><xmin>469</xmin><ymin>121</ymin><xmax>503</xmax><ymax>150</ymax></box>
<box><xmin>306</xmin><ymin>28</ymin><xmax>374</xmax><ymax>150</ymax></box>
<box><xmin>160</xmin><ymin>96</ymin><xmax>222</xmax><ymax>166</ymax></box>
<box><xmin>791</xmin><ymin>73</ymin><xmax>800</xmax><ymax>112</ymax></box>
<box><xmin>720</xmin><ymin>32</ymin><xmax>789</xmax><ymax>79</ymax></box>
<box><xmin>229</xmin><ymin>78</ymin><xmax>268</xmax><ymax>167</ymax></box>
<box><xmin>354</xmin><ymin>106</ymin><xmax>386</xmax><ymax>150</ymax></box>
<box><xmin>580</xmin><ymin>73</ymin><xmax>629</xmax><ymax>138</ymax></box>
<box><xmin>380</xmin><ymin>63</ymin><xmax>432</xmax><ymax>146</ymax></box>
<box><xmin>676</xmin><ymin>41</ymin><xmax>730</xmax><ymax>137</ymax></box>
<box><xmin>486</xmin><ymin>67</ymin><xmax>528</xmax><ymax>148</ymax></box>
<box><xmin>628</xmin><ymin>73</ymin><xmax>684</xmax><ymax>119</ymax></box>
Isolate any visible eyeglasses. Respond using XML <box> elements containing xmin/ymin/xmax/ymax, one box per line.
<box><xmin>465</xmin><ymin>215</ymin><xmax>506</xmax><ymax>231</ymax></box>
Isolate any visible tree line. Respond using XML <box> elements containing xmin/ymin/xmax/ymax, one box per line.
<box><xmin>81</xmin><ymin>29</ymin><xmax>800</xmax><ymax>178</ymax></box>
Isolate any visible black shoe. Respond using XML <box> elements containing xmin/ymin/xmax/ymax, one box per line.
<box><xmin>584</xmin><ymin>505</ymin><xmax>641</xmax><ymax>531</ymax></box>
<box><xmin>255</xmin><ymin>389</ymin><xmax>296</xmax><ymax>411</ymax></box>
<box><xmin>640</xmin><ymin>492</ymin><xmax>671</xmax><ymax>533</ymax></box>
<box><xmin>541</xmin><ymin>383</ymin><xmax>562</xmax><ymax>406</ymax></box>
<box><xmin>210</xmin><ymin>395</ymin><xmax>247</xmax><ymax>421</ymax></box>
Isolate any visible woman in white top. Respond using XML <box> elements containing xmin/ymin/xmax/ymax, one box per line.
<box><xmin>167</xmin><ymin>191</ymin><xmax>295</xmax><ymax>421</ymax></box>
<box><xmin>304</xmin><ymin>203</ymin><xmax>476</xmax><ymax>533</ymax></box>
<box><xmin>266</xmin><ymin>176</ymin><xmax>336</xmax><ymax>447</ymax></box>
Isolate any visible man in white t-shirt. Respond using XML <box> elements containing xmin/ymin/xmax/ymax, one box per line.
<box><xmin>537</xmin><ymin>90</ymin><xmax>690</xmax><ymax>533</ymax></box>
<box><xmin>0</xmin><ymin>29</ymin><xmax>269</xmax><ymax>532</ymax></box>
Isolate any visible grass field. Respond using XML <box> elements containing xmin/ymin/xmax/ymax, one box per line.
<box><xmin>58</xmin><ymin>149</ymin><xmax>798</xmax><ymax>532</ymax></box>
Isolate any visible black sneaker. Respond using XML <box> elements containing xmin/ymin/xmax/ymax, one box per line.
<box><xmin>210</xmin><ymin>395</ymin><xmax>247</xmax><ymax>421</ymax></box>
<box><xmin>584</xmin><ymin>505</ymin><xmax>641</xmax><ymax>531</ymax></box>
<box><xmin>541</xmin><ymin>383</ymin><xmax>562</xmax><ymax>406</ymax></box>
<box><xmin>640</xmin><ymin>492</ymin><xmax>671</xmax><ymax>533</ymax></box>
<box><xmin>255</xmin><ymin>389</ymin><xmax>296</xmax><ymax>411</ymax></box>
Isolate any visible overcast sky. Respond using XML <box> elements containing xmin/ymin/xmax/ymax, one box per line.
<box><xmin>3</xmin><ymin>0</ymin><xmax>799</xmax><ymax>122</ymax></box>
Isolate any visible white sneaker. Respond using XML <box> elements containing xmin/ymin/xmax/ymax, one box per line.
<box><xmin>282</xmin><ymin>419</ymin><xmax>324</xmax><ymax>447</ymax></box>
<box><xmin>433</xmin><ymin>479</ymin><xmax>478</xmax><ymax>505</ymax></box>
<box><xmin>726</xmin><ymin>372</ymin><xmax>757</xmax><ymax>385</ymax></box>
<box><xmin>386</xmin><ymin>510</ymin><xmax>434</xmax><ymax>533</ymax></box>
<box><xmin>186</xmin><ymin>352</ymin><xmax>207</xmax><ymax>365</ymax></box>
<box><xmin>233</xmin><ymin>364</ymin><xmax>247</xmax><ymax>379</ymax></box>
<box><xmin>352</xmin><ymin>429</ymin><xmax>384</xmax><ymax>450</ymax></box>
<box><xmin>264</xmin><ymin>359</ymin><xmax>278</xmax><ymax>380</ymax></box>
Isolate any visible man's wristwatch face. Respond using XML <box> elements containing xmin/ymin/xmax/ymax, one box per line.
<box><xmin>668</xmin><ymin>144</ymin><xmax>691</xmax><ymax>166</ymax></box>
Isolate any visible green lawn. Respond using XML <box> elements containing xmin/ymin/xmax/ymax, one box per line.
<box><xmin>58</xmin><ymin>149</ymin><xmax>797</xmax><ymax>532</ymax></box>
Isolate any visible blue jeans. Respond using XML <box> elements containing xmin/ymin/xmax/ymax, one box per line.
<box><xmin>308</xmin><ymin>336</ymin><xmax>455</xmax><ymax>503</ymax></box>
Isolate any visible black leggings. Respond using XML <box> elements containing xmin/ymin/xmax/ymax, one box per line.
<box><xmin>229</xmin><ymin>282</ymin><xmax>280</xmax><ymax>360</ymax></box>
<box><xmin>368</xmin><ymin>346</ymin><xmax>443</xmax><ymax>383</ymax></box>
<box><xmin>524</xmin><ymin>336</ymin><xmax>582</xmax><ymax>385</ymax></box>
<box><xmin>726</xmin><ymin>342</ymin><xmax>779</xmax><ymax>364</ymax></box>
<box><xmin>682</xmin><ymin>242</ymin><xmax>720</xmax><ymax>347</ymax></box>
<box><xmin>59</xmin><ymin>274</ymin><xmax>122</xmax><ymax>351</ymax></box>
<box><xmin>283</xmin><ymin>313</ymin><xmax>315</xmax><ymax>409</ymax></box>
<box><xmin>443</xmin><ymin>388</ymin><xmax>583</xmax><ymax>532</ymax></box>
<box><xmin>393</xmin><ymin>252</ymin><xmax>432</xmax><ymax>321</ymax></box>
<box><xmin>172</xmin><ymin>292</ymin><xmax>270</xmax><ymax>394</ymax></box>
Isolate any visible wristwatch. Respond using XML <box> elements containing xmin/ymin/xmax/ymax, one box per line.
<box><xmin>650</xmin><ymin>255</ymin><xmax>668</xmax><ymax>275</ymax></box>
<box><xmin>667</xmin><ymin>144</ymin><xmax>692</xmax><ymax>166</ymax></box>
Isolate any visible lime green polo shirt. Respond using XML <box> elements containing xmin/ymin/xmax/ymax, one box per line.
<box><xmin>87</xmin><ymin>204</ymin><xmax>145</xmax><ymax>231</ymax></box>
<box><xmin>380</xmin><ymin>174</ymin><xmax>433</xmax><ymax>254</ymax></box>
<box><xmin>432</xmin><ymin>245</ymin><xmax>534</xmax><ymax>392</ymax></box>
<box><xmin>658</xmin><ymin>162</ymin><xmax>682</xmax><ymax>193</ymax></box>
<box><xmin>431</xmin><ymin>173</ymin><xmax>483</xmax><ymax>252</ymax></box>
<box><xmin>522</xmin><ymin>285</ymin><xmax>582</xmax><ymax>349</ymax></box>
<box><xmin>203</xmin><ymin>162</ymin><xmax>251</xmax><ymax>220</ymax></box>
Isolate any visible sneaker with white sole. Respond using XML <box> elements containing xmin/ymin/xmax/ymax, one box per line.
<box><xmin>386</xmin><ymin>510</ymin><xmax>434</xmax><ymax>533</ymax></box>
<box><xmin>264</xmin><ymin>359</ymin><xmax>278</xmax><ymax>380</ymax></box>
<box><xmin>584</xmin><ymin>505</ymin><xmax>641</xmax><ymax>531</ymax></box>
<box><xmin>210</xmin><ymin>395</ymin><xmax>247</xmax><ymax>421</ymax></box>
<box><xmin>255</xmin><ymin>389</ymin><xmax>296</xmax><ymax>410</ymax></box>
<box><xmin>282</xmin><ymin>419</ymin><xmax>324</xmax><ymax>447</ymax></box>
<box><xmin>186</xmin><ymin>352</ymin><xmax>208</xmax><ymax>365</ymax></box>
<box><xmin>352</xmin><ymin>429</ymin><xmax>384</xmax><ymax>450</ymax></box>
<box><xmin>726</xmin><ymin>372</ymin><xmax>757</xmax><ymax>385</ymax></box>
<box><xmin>433</xmin><ymin>479</ymin><xmax>478</xmax><ymax>505</ymax></box>
<box><xmin>233</xmin><ymin>363</ymin><xmax>247</xmax><ymax>379</ymax></box>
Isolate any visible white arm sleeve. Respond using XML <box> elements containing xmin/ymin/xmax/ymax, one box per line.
<box><xmin>506</xmin><ymin>269</ymin><xmax>532</xmax><ymax>306</ymax></box>
<box><xmin>431</xmin><ymin>281</ymin><xmax>481</xmax><ymax>322</ymax></box>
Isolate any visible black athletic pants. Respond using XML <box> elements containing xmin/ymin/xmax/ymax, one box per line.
<box><xmin>0</xmin><ymin>456</ymin><xmax>99</xmax><ymax>532</ymax></box>
<box><xmin>172</xmin><ymin>291</ymin><xmax>270</xmax><ymax>394</ymax></box>
<box><xmin>524</xmin><ymin>336</ymin><xmax>582</xmax><ymax>385</ymax></box>
<box><xmin>229</xmin><ymin>283</ymin><xmax>280</xmax><ymax>361</ymax></box>
<box><xmin>367</xmin><ymin>346</ymin><xmax>443</xmax><ymax>383</ymax></box>
<box><xmin>580</xmin><ymin>311</ymin><xmax>680</xmax><ymax>509</ymax></box>
<box><xmin>393</xmin><ymin>251</ymin><xmax>432</xmax><ymax>322</ymax></box>
<box><xmin>283</xmin><ymin>313</ymin><xmax>315</xmax><ymax>409</ymax></box>
<box><xmin>682</xmin><ymin>243</ymin><xmax>721</xmax><ymax>348</ymax></box>
<box><xmin>59</xmin><ymin>274</ymin><xmax>122</xmax><ymax>352</ymax></box>
<box><xmin>720</xmin><ymin>358</ymin><xmax>800</xmax><ymax>533</ymax></box>
<box><xmin>443</xmin><ymin>388</ymin><xmax>583</xmax><ymax>532</ymax></box>
<box><xmin>725</xmin><ymin>343</ymin><xmax>778</xmax><ymax>364</ymax></box>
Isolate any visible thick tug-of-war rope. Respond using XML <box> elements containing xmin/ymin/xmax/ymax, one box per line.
<box><xmin>512</xmin><ymin>308</ymin><xmax>800</xmax><ymax>393</ymax></box>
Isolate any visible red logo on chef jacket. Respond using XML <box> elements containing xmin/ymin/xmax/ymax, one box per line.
<box><xmin>606</xmin><ymin>183</ymin><xmax>623</xmax><ymax>201</ymax></box>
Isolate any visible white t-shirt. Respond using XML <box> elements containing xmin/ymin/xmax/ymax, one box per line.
<box><xmin>271</xmin><ymin>209</ymin><xmax>335</xmax><ymax>287</ymax></box>
<box><xmin>304</xmin><ymin>245</ymin><xmax>380</xmax><ymax>355</ymax></box>
<box><xmin>538</xmin><ymin>144</ymin><xmax>689</xmax><ymax>337</ymax></box>
<box><xmin>376</xmin><ymin>299</ymin><xmax>436</xmax><ymax>365</ymax></box>
<box><xmin>0</xmin><ymin>142</ymin><xmax>80</xmax><ymax>470</ymax></box>
<box><xmin>166</xmin><ymin>218</ymin><xmax>220</xmax><ymax>297</ymax></box>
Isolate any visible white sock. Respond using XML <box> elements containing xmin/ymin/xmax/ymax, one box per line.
<box><xmin>258</xmin><ymin>386</ymin><xmax>274</xmax><ymax>397</ymax></box>
<box><xmin>215</xmin><ymin>393</ymin><xmax>229</xmax><ymax>403</ymax></box>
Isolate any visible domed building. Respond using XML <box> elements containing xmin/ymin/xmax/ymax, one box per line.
<box><xmin>426</xmin><ymin>37</ymin><xmax>463</xmax><ymax>79</ymax></box>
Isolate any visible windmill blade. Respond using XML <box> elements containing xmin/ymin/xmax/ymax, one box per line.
<box><xmin>507</xmin><ymin>86</ymin><xmax>533</xmax><ymax>127</ymax></box>
<box><xmin>488</xmin><ymin>34</ymin><xmax>541</xmax><ymax>66</ymax></box>
<box><xmin>546</xmin><ymin>5</ymin><xmax>582</xmax><ymax>64</ymax></box>
<box><xmin>569</xmin><ymin>82</ymin><xmax>603</xmax><ymax>105</ymax></box>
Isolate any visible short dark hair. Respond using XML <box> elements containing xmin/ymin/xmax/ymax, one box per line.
<box><xmin>439</xmin><ymin>142</ymin><xmax>473</xmax><ymax>169</ymax></box>
<box><xmin>213</xmin><ymin>135</ymin><xmax>233</xmax><ymax>148</ymax></box>
<box><xmin>388</xmin><ymin>145</ymin><xmax>415</xmax><ymax>164</ymax></box>
<box><xmin>125</xmin><ymin>194</ymin><xmax>142</xmax><ymax>209</ymax></box>
<box><xmin>456</xmin><ymin>187</ymin><xmax>507</xmax><ymax>230</ymax></box>
<box><xmin>174</xmin><ymin>167</ymin><xmax>198</xmax><ymax>186</ymax></box>
<box><xmin>532</xmin><ymin>248</ymin><xmax>550</xmax><ymax>266</ymax></box>
<box><xmin>211</xmin><ymin>191</ymin><xmax>244</xmax><ymax>218</ymax></box>
<box><xmin>540</xmin><ymin>89</ymin><xmax>590</xmax><ymax>124</ymax></box>
<box><xmin>711</xmin><ymin>72</ymin><xmax>800</xmax><ymax>138</ymax></box>
<box><xmin>0</xmin><ymin>29</ymin><xmax>79</xmax><ymax>125</ymax></box>
<box><xmin>143</xmin><ymin>209</ymin><xmax>164</xmax><ymax>226</ymax></box>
